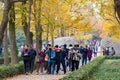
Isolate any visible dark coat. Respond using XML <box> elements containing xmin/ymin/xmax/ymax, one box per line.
<box><xmin>22</xmin><ymin>49</ymin><xmax>30</xmax><ymax>61</ymax></box>
<box><xmin>29</xmin><ymin>49</ymin><xmax>36</xmax><ymax>60</ymax></box>
<box><xmin>38</xmin><ymin>51</ymin><xmax>45</xmax><ymax>62</ymax></box>
<box><xmin>60</xmin><ymin>49</ymin><xmax>67</xmax><ymax>61</ymax></box>
<box><xmin>54</xmin><ymin>48</ymin><xmax>61</xmax><ymax>61</ymax></box>
<box><xmin>82</xmin><ymin>48</ymin><xmax>88</xmax><ymax>59</ymax></box>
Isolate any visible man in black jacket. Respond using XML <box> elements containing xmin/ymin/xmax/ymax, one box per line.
<box><xmin>29</xmin><ymin>45</ymin><xmax>36</xmax><ymax>73</ymax></box>
<box><xmin>82</xmin><ymin>45</ymin><xmax>88</xmax><ymax>65</ymax></box>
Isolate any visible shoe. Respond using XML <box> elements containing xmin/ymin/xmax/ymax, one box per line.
<box><xmin>30</xmin><ymin>71</ymin><xmax>33</xmax><ymax>74</ymax></box>
<box><xmin>64</xmin><ymin>72</ymin><xmax>66</xmax><ymax>74</ymax></box>
<box><xmin>56</xmin><ymin>72</ymin><xmax>58</xmax><ymax>75</ymax></box>
<box><xmin>25</xmin><ymin>72</ymin><xmax>29</xmax><ymax>75</ymax></box>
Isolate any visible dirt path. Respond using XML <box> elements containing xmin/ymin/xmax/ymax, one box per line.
<box><xmin>4</xmin><ymin>53</ymin><xmax>102</xmax><ymax>80</ymax></box>
<box><xmin>5</xmin><ymin>74</ymin><xmax>66</xmax><ymax>80</ymax></box>
<box><xmin>4</xmin><ymin>68</ymin><xmax>69</xmax><ymax>80</ymax></box>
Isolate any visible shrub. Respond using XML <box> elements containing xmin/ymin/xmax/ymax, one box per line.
<box><xmin>0</xmin><ymin>56</ymin><xmax>22</xmax><ymax>64</ymax></box>
<box><xmin>106</xmin><ymin>56</ymin><xmax>120</xmax><ymax>59</ymax></box>
<box><xmin>0</xmin><ymin>61</ymin><xmax>24</xmax><ymax>79</ymax></box>
<box><xmin>60</xmin><ymin>56</ymin><xmax>105</xmax><ymax>80</ymax></box>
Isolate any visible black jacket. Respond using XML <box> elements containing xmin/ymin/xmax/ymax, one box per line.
<box><xmin>29</xmin><ymin>49</ymin><xmax>36</xmax><ymax>60</ymax></box>
<box><xmin>22</xmin><ymin>49</ymin><xmax>30</xmax><ymax>61</ymax></box>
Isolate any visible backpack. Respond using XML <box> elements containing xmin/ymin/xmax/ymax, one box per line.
<box><xmin>71</xmin><ymin>49</ymin><xmax>80</xmax><ymax>61</ymax></box>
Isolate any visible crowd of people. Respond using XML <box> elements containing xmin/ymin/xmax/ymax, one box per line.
<box><xmin>21</xmin><ymin>43</ymin><xmax>98</xmax><ymax>75</ymax></box>
<box><xmin>102</xmin><ymin>47</ymin><xmax>115</xmax><ymax>56</ymax></box>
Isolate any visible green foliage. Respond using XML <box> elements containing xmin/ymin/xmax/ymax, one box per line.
<box><xmin>105</xmin><ymin>56</ymin><xmax>120</xmax><ymax>59</ymax></box>
<box><xmin>0</xmin><ymin>61</ymin><xmax>24</xmax><ymax>79</ymax></box>
<box><xmin>16</xmin><ymin>30</ymin><xmax>25</xmax><ymax>48</ymax></box>
<box><xmin>0</xmin><ymin>56</ymin><xmax>22</xmax><ymax>65</ymax></box>
<box><xmin>91</xmin><ymin>59</ymin><xmax>120</xmax><ymax>80</ymax></box>
<box><xmin>60</xmin><ymin>56</ymin><xmax>105</xmax><ymax>80</ymax></box>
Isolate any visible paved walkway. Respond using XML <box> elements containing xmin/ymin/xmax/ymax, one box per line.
<box><xmin>4</xmin><ymin>53</ymin><xmax>102</xmax><ymax>80</ymax></box>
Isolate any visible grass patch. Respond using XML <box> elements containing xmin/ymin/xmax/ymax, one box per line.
<box><xmin>60</xmin><ymin>56</ymin><xmax>105</xmax><ymax>80</ymax></box>
<box><xmin>90</xmin><ymin>59</ymin><xmax>120</xmax><ymax>80</ymax></box>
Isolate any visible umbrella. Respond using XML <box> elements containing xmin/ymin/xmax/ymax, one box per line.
<box><xmin>49</xmin><ymin>37</ymin><xmax>78</xmax><ymax>47</ymax></box>
<box><xmin>101</xmin><ymin>37</ymin><xmax>113</xmax><ymax>48</ymax></box>
<box><xmin>112</xmin><ymin>42</ymin><xmax>120</xmax><ymax>55</ymax></box>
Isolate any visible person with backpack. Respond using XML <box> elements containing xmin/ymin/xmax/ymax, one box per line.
<box><xmin>28</xmin><ymin>45</ymin><xmax>37</xmax><ymax>74</ymax></box>
<box><xmin>36</xmin><ymin>49</ymin><xmax>45</xmax><ymax>75</ymax></box>
<box><xmin>22</xmin><ymin>45</ymin><xmax>30</xmax><ymax>75</ymax></box>
<box><xmin>45</xmin><ymin>44</ymin><xmax>56</xmax><ymax>74</ymax></box>
<box><xmin>71</xmin><ymin>44</ymin><xmax>80</xmax><ymax>71</ymax></box>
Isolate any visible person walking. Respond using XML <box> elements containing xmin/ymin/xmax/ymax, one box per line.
<box><xmin>82</xmin><ymin>45</ymin><xmax>88</xmax><ymax>65</ymax></box>
<box><xmin>102</xmin><ymin>48</ymin><xmax>106</xmax><ymax>55</ymax></box>
<box><xmin>110</xmin><ymin>47</ymin><xmax>115</xmax><ymax>56</ymax></box>
<box><xmin>63</xmin><ymin>44</ymin><xmax>69</xmax><ymax>67</ymax></box>
<box><xmin>71</xmin><ymin>44</ymin><xmax>80</xmax><ymax>71</ymax></box>
<box><xmin>44</xmin><ymin>45</ymin><xmax>49</xmax><ymax>73</ymax></box>
<box><xmin>54</xmin><ymin>45</ymin><xmax>61</xmax><ymax>74</ymax></box>
<box><xmin>56</xmin><ymin>45</ymin><xmax>67</xmax><ymax>74</ymax></box>
<box><xmin>45</xmin><ymin>44</ymin><xmax>56</xmax><ymax>74</ymax></box>
<box><xmin>0</xmin><ymin>46</ymin><xmax>2</xmax><ymax>56</ymax></box>
<box><xmin>68</xmin><ymin>44</ymin><xmax>73</xmax><ymax>71</ymax></box>
<box><xmin>36</xmin><ymin>49</ymin><xmax>45</xmax><ymax>75</ymax></box>
<box><xmin>105</xmin><ymin>47</ymin><xmax>110</xmax><ymax>56</ymax></box>
<box><xmin>22</xmin><ymin>45</ymin><xmax>30</xmax><ymax>75</ymax></box>
<box><xmin>87</xmin><ymin>47</ymin><xmax>92</xmax><ymax>62</ymax></box>
<box><xmin>29</xmin><ymin>45</ymin><xmax>37</xmax><ymax>74</ymax></box>
<box><xmin>93</xmin><ymin>46</ymin><xmax>97</xmax><ymax>57</ymax></box>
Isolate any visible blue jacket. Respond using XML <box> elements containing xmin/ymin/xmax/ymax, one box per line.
<box><xmin>45</xmin><ymin>49</ymin><xmax>56</xmax><ymax>63</ymax></box>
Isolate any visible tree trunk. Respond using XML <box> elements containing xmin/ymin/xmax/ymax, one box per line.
<box><xmin>22</xmin><ymin>1</ymin><xmax>33</xmax><ymax>46</ymax></box>
<box><xmin>9</xmin><ymin>4</ymin><xmax>18</xmax><ymax>64</ymax></box>
<box><xmin>51</xmin><ymin>32</ymin><xmax>54</xmax><ymax>48</ymax></box>
<box><xmin>46</xmin><ymin>24</ymin><xmax>49</xmax><ymax>45</ymax></box>
<box><xmin>61</xmin><ymin>27</ymin><xmax>66</xmax><ymax>37</ymax></box>
<box><xmin>33</xmin><ymin>0</ymin><xmax>42</xmax><ymax>53</ymax></box>
<box><xmin>27</xmin><ymin>0</ymin><xmax>33</xmax><ymax>46</ymax></box>
<box><xmin>3</xmin><ymin>29</ymin><xmax>9</xmax><ymax>65</ymax></box>
<box><xmin>114</xmin><ymin>0</ymin><xmax>120</xmax><ymax>23</ymax></box>
<box><xmin>21</xmin><ymin>2</ymin><xmax>28</xmax><ymax>44</ymax></box>
<box><xmin>0</xmin><ymin>0</ymin><xmax>11</xmax><ymax>46</ymax></box>
<box><xmin>36</xmin><ymin>24</ymin><xmax>42</xmax><ymax>52</ymax></box>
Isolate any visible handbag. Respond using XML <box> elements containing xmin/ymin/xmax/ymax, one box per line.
<box><xmin>45</xmin><ymin>54</ymin><xmax>49</xmax><ymax>61</ymax></box>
